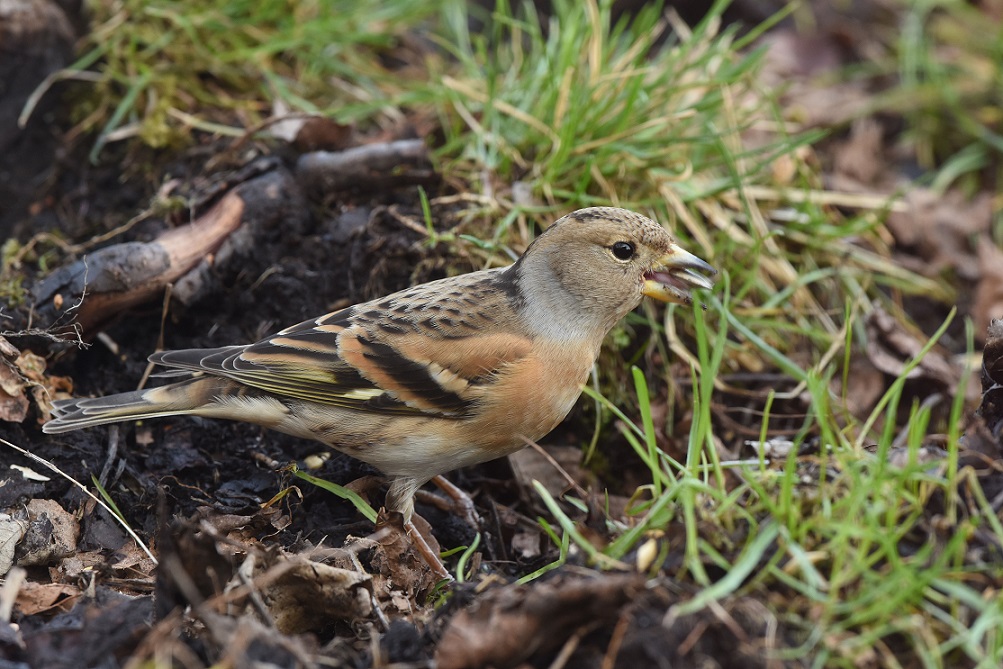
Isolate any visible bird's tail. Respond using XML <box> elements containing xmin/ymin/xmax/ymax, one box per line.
<box><xmin>42</xmin><ymin>377</ymin><xmax>228</xmax><ymax>434</ymax></box>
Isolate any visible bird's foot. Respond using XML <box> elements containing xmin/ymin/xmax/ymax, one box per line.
<box><xmin>375</xmin><ymin>509</ymin><xmax>452</xmax><ymax>583</ymax></box>
<box><xmin>414</xmin><ymin>475</ymin><xmax>481</xmax><ymax>529</ymax></box>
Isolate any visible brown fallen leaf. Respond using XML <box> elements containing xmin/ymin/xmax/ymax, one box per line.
<box><xmin>16</xmin><ymin>499</ymin><xmax>79</xmax><ymax>567</ymax></box>
<box><xmin>832</xmin><ymin>118</ymin><xmax>887</xmax><ymax>189</ymax></box>
<box><xmin>757</xmin><ymin>29</ymin><xmax>870</xmax><ymax>129</ymax></box>
<box><xmin>16</xmin><ymin>350</ymin><xmax>73</xmax><ymax>424</ymax></box>
<box><xmin>435</xmin><ymin>573</ymin><xmax>644</xmax><ymax>669</ymax></box>
<box><xmin>511</xmin><ymin>530</ymin><xmax>542</xmax><ymax>560</ymax></box>
<box><xmin>55</xmin><ymin>550</ymin><xmax>110</xmax><ymax>581</ymax></box>
<box><xmin>0</xmin><ymin>336</ymin><xmax>73</xmax><ymax>423</ymax></box>
<box><xmin>364</xmin><ymin>511</ymin><xmax>443</xmax><ymax>605</ymax></box>
<box><xmin>885</xmin><ymin>190</ymin><xmax>991</xmax><ymax>278</ymax></box>
<box><xmin>865</xmin><ymin>308</ymin><xmax>959</xmax><ymax>388</ymax></box>
<box><xmin>292</xmin><ymin>117</ymin><xmax>354</xmax><ymax>153</ymax></box>
<box><xmin>260</xmin><ymin>557</ymin><xmax>373</xmax><ymax>635</ymax></box>
<box><xmin>0</xmin><ymin>514</ymin><xmax>29</xmax><ymax>576</ymax></box>
<box><xmin>263</xmin><ymin>100</ymin><xmax>353</xmax><ymax>152</ymax></box>
<box><xmin>508</xmin><ymin>444</ymin><xmax>593</xmax><ymax>504</ymax></box>
<box><xmin>107</xmin><ymin>541</ymin><xmax>159</xmax><ymax>590</ymax></box>
<box><xmin>832</xmin><ymin>355</ymin><xmax>886</xmax><ymax>420</ymax></box>
<box><xmin>0</xmin><ymin>336</ymin><xmax>28</xmax><ymax>422</ymax></box>
<box><xmin>15</xmin><ymin>581</ymin><xmax>80</xmax><ymax>616</ymax></box>
<box><xmin>0</xmin><ymin>366</ymin><xmax>28</xmax><ymax>422</ymax></box>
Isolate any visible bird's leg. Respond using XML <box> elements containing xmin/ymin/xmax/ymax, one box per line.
<box><xmin>383</xmin><ymin>476</ymin><xmax>453</xmax><ymax>581</ymax></box>
<box><xmin>414</xmin><ymin>475</ymin><xmax>481</xmax><ymax>529</ymax></box>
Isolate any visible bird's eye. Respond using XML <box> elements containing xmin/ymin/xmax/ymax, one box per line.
<box><xmin>611</xmin><ymin>241</ymin><xmax>635</xmax><ymax>261</ymax></box>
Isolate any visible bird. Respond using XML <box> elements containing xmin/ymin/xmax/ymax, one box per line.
<box><xmin>43</xmin><ymin>207</ymin><xmax>716</xmax><ymax>574</ymax></box>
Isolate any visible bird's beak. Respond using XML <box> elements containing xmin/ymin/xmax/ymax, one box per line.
<box><xmin>642</xmin><ymin>243</ymin><xmax>717</xmax><ymax>305</ymax></box>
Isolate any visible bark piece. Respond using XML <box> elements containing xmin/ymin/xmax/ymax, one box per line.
<box><xmin>29</xmin><ymin>166</ymin><xmax>304</xmax><ymax>339</ymax></box>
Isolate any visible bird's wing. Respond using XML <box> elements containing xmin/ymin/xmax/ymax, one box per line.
<box><xmin>150</xmin><ymin>271</ymin><xmax>533</xmax><ymax>418</ymax></box>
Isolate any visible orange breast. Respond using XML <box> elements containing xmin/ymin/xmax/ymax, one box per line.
<box><xmin>456</xmin><ymin>338</ymin><xmax>598</xmax><ymax>456</ymax></box>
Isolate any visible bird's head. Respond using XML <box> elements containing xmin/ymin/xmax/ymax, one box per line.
<box><xmin>513</xmin><ymin>207</ymin><xmax>717</xmax><ymax>337</ymax></box>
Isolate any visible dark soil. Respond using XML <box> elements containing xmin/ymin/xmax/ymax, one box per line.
<box><xmin>2</xmin><ymin>2</ymin><xmax>1002</xmax><ymax>668</ymax></box>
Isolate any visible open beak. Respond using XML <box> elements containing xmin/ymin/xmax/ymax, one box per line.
<box><xmin>642</xmin><ymin>243</ymin><xmax>717</xmax><ymax>305</ymax></box>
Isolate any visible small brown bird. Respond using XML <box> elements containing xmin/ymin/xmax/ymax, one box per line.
<box><xmin>44</xmin><ymin>207</ymin><xmax>715</xmax><ymax>565</ymax></box>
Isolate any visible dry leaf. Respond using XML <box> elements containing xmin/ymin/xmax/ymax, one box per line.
<box><xmin>17</xmin><ymin>499</ymin><xmax>79</xmax><ymax>567</ymax></box>
<box><xmin>511</xmin><ymin>530</ymin><xmax>542</xmax><ymax>559</ymax></box>
<box><xmin>508</xmin><ymin>445</ymin><xmax>592</xmax><ymax>503</ymax></box>
<box><xmin>0</xmin><ymin>371</ymin><xmax>28</xmax><ymax>422</ymax></box>
<box><xmin>16</xmin><ymin>351</ymin><xmax>73</xmax><ymax>423</ymax></box>
<box><xmin>865</xmin><ymin>308</ymin><xmax>958</xmax><ymax>388</ymax></box>
<box><xmin>885</xmin><ymin>190</ymin><xmax>991</xmax><ymax>277</ymax></box>
<box><xmin>261</xmin><ymin>558</ymin><xmax>372</xmax><ymax>634</ymax></box>
<box><xmin>0</xmin><ymin>514</ymin><xmax>29</xmax><ymax>576</ymax></box>
<box><xmin>436</xmin><ymin>573</ymin><xmax>644</xmax><ymax>669</ymax></box>
<box><xmin>15</xmin><ymin>581</ymin><xmax>80</xmax><ymax>616</ymax></box>
<box><xmin>367</xmin><ymin>511</ymin><xmax>443</xmax><ymax>602</ymax></box>
<box><xmin>0</xmin><ymin>337</ymin><xmax>73</xmax><ymax>423</ymax></box>
<box><xmin>757</xmin><ymin>29</ymin><xmax>871</xmax><ymax>128</ymax></box>
<box><xmin>833</xmin><ymin>355</ymin><xmax>887</xmax><ymax>420</ymax></box>
<box><xmin>833</xmin><ymin>118</ymin><xmax>886</xmax><ymax>187</ymax></box>
<box><xmin>0</xmin><ymin>336</ymin><xmax>28</xmax><ymax>422</ymax></box>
